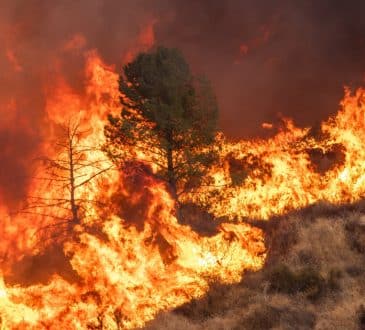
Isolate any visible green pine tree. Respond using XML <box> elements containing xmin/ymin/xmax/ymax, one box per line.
<box><xmin>104</xmin><ymin>46</ymin><xmax>218</xmax><ymax>203</ymax></box>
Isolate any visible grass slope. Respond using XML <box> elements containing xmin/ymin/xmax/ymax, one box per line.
<box><xmin>143</xmin><ymin>202</ymin><xmax>365</xmax><ymax>330</ymax></box>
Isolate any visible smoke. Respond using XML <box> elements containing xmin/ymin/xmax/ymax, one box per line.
<box><xmin>0</xmin><ymin>0</ymin><xmax>152</xmax><ymax>204</ymax></box>
<box><xmin>153</xmin><ymin>0</ymin><xmax>365</xmax><ymax>137</ymax></box>
<box><xmin>1</xmin><ymin>0</ymin><xmax>365</xmax><ymax>204</ymax></box>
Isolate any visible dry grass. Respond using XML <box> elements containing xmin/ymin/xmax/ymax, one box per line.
<box><xmin>142</xmin><ymin>204</ymin><xmax>365</xmax><ymax>330</ymax></box>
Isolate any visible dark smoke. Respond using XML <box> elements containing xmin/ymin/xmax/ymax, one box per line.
<box><xmin>1</xmin><ymin>0</ymin><xmax>365</xmax><ymax>204</ymax></box>
<box><xmin>153</xmin><ymin>0</ymin><xmax>365</xmax><ymax>137</ymax></box>
<box><xmin>0</xmin><ymin>0</ymin><xmax>151</xmax><ymax>204</ymax></box>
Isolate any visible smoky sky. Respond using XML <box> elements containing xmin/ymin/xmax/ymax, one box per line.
<box><xmin>153</xmin><ymin>0</ymin><xmax>365</xmax><ymax>136</ymax></box>
<box><xmin>1</xmin><ymin>0</ymin><xmax>365</xmax><ymax>203</ymax></box>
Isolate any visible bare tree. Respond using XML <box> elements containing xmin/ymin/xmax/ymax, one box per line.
<box><xmin>20</xmin><ymin>118</ymin><xmax>113</xmax><ymax>241</ymax></box>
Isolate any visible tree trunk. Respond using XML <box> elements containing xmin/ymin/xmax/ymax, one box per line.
<box><xmin>68</xmin><ymin>134</ymin><xmax>79</xmax><ymax>230</ymax></box>
<box><xmin>165</xmin><ymin>129</ymin><xmax>181</xmax><ymax>221</ymax></box>
<box><xmin>166</xmin><ymin>143</ymin><xmax>177</xmax><ymax>201</ymax></box>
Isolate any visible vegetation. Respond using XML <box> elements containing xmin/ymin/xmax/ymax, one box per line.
<box><xmin>104</xmin><ymin>46</ymin><xmax>218</xmax><ymax>203</ymax></box>
<box><xmin>143</xmin><ymin>203</ymin><xmax>365</xmax><ymax>330</ymax></box>
<box><xmin>21</xmin><ymin>119</ymin><xmax>110</xmax><ymax>239</ymax></box>
<box><xmin>357</xmin><ymin>305</ymin><xmax>365</xmax><ymax>329</ymax></box>
<box><xmin>268</xmin><ymin>264</ymin><xmax>326</xmax><ymax>300</ymax></box>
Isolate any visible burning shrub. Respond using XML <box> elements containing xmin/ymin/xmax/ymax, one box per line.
<box><xmin>106</xmin><ymin>161</ymin><xmax>162</xmax><ymax>231</ymax></box>
<box><xmin>178</xmin><ymin>203</ymin><xmax>221</xmax><ymax>236</ymax></box>
<box><xmin>307</xmin><ymin>143</ymin><xmax>346</xmax><ymax>174</ymax></box>
<box><xmin>226</xmin><ymin>155</ymin><xmax>248</xmax><ymax>186</ymax></box>
<box><xmin>5</xmin><ymin>244</ymin><xmax>80</xmax><ymax>286</ymax></box>
<box><xmin>301</xmin><ymin>123</ymin><xmax>346</xmax><ymax>174</ymax></box>
<box><xmin>226</xmin><ymin>153</ymin><xmax>273</xmax><ymax>186</ymax></box>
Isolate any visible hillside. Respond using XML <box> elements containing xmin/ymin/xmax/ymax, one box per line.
<box><xmin>144</xmin><ymin>202</ymin><xmax>365</xmax><ymax>330</ymax></box>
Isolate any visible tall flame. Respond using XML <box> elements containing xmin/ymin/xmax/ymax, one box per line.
<box><xmin>0</xmin><ymin>52</ymin><xmax>265</xmax><ymax>329</ymax></box>
<box><xmin>1</xmin><ymin>44</ymin><xmax>365</xmax><ymax>329</ymax></box>
<box><xmin>190</xmin><ymin>89</ymin><xmax>365</xmax><ymax>219</ymax></box>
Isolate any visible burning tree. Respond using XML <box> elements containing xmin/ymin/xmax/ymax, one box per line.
<box><xmin>22</xmin><ymin>119</ymin><xmax>112</xmax><ymax>239</ymax></box>
<box><xmin>104</xmin><ymin>46</ymin><xmax>218</xmax><ymax>203</ymax></box>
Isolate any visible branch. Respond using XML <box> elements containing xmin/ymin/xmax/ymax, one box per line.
<box><xmin>16</xmin><ymin>211</ymin><xmax>70</xmax><ymax>221</ymax></box>
<box><xmin>74</xmin><ymin>166</ymin><xmax>114</xmax><ymax>189</ymax></box>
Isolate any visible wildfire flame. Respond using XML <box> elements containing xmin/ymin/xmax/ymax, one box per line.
<box><xmin>189</xmin><ymin>89</ymin><xmax>365</xmax><ymax>220</ymax></box>
<box><xmin>1</xmin><ymin>37</ymin><xmax>365</xmax><ymax>328</ymax></box>
<box><xmin>0</xmin><ymin>52</ymin><xmax>265</xmax><ymax>329</ymax></box>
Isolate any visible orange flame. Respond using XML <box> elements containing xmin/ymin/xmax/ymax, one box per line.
<box><xmin>1</xmin><ymin>43</ymin><xmax>365</xmax><ymax>329</ymax></box>
<box><xmin>5</xmin><ymin>48</ymin><xmax>23</xmax><ymax>72</ymax></box>
<box><xmin>0</xmin><ymin>52</ymin><xmax>265</xmax><ymax>329</ymax></box>
<box><xmin>189</xmin><ymin>88</ymin><xmax>365</xmax><ymax>220</ymax></box>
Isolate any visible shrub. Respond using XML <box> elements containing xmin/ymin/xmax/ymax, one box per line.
<box><xmin>174</xmin><ymin>282</ymin><xmax>233</xmax><ymax>320</ymax></box>
<box><xmin>327</xmin><ymin>269</ymin><xmax>342</xmax><ymax>291</ymax></box>
<box><xmin>345</xmin><ymin>265</ymin><xmax>364</xmax><ymax>277</ymax></box>
<box><xmin>279</xmin><ymin>308</ymin><xmax>316</xmax><ymax>329</ymax></box>
<box><xmin>345</xmin><ymin>219</ymin><xmax>365</xmax><ymax>254</ymax></box>
<box><xmin>234</xmin><ymin>306</ymin><xmax>280</xmax><ymax>330</ymax></box>
<box><xmin>262</xmin><ymin>218</ymin><xmax>299</xmax><ymax>264</ymax></box>
<box><xmin>268</xmin><ymin>265</ymin><xmax>326</xmax><ymax>300</ymax></box>
<box><xmin>357</xmin><ymin>305</ymin><xmax>365</xmax><ymax>330</ymax></box>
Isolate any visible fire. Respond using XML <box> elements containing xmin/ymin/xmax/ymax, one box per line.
<box><xmin>0</xmin><ymin>52</ymin><xmax>265</xmax><ymax>329</ymax></box>
<box><xmin>190</xmin><ymin>88</ymin><xmax>365</xmax><ymax>220</ymax></box>
<box><xmin>262</xmin><ymin>122</ymin><xmax>273</xmax><ymax>129</ymax></box>
<box><xmin>1</xmin><ymin>40</ymin><xmax>365</xmax><ymax>328</ymax></box>
<box><xmin>5</xmin><ymin>48</ymin><xmax>23</xmax><ymax>72</ymax></box>
<box><xmin>123</xmin><ymin>20</ymin><xmax>156</xmax><ymax>64</ymax></box>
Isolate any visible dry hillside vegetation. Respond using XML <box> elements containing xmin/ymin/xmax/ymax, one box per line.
<box><xmin>143</xmin><ymin>203</ymin><xmax>365</xmax><ymax>330</ymax></box>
